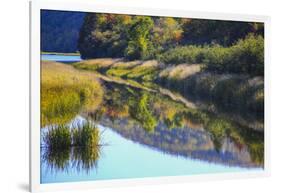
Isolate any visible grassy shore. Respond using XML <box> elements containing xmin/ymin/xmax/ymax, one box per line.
<box><xmin>41</xmin><ymin>61</ymin><xmax>104</xmax><ymax>126</ymax></box>
<box><xmin>73</xmin><ymin>58</ymin><xmax>264</xmax><ymax>129</ymax></box>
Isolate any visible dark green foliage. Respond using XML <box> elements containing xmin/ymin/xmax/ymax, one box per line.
<box><xmin>182</xmin><ymin>19</ymin><xmax>264</xmax><ymax>46</ymax></box>
<box><xmin>204</xmin><ymin>34</ymin><xmax>264</xmax><ymax>76</ymax></box>
<box><xmin>158</xmin><ymin>35</ymin><xmax>264</xmax><ymax>76</ymax></box>
<box><xmin>78</xmin><ymin>14</ymin><xmax>131</xmax><ymax>59</ymax></box>
<box><xmin>41</xmin><ymin>10</ymin><xmax>85</xmax><ymax>53</ymax></box>
<box><xmin>78</xmin><ymin>13</ymin><xmax>185</xmax><ymax>60</ymax></box>
<box><xmin>157</xmin><ymin>45</ymin><xmax>206</xmax><ymax>64</ymax></box>
<box><xmin>125</xmin><ymin>17</ymin><xmax>154</xmax><ymax>60</ymax></box>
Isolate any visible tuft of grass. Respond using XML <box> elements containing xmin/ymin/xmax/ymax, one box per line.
<box><xmin>72</xmin><ymin>121</ymin><xmax>100</xmax><ymax>147</ymax></box>
<box><xmin>43</xmin><ymin>125</ymin><xmax>72</xmax><ymax>150</ymax></box>
<box><xmin>42</xmin><ymin>120</ymin><xmax>102</xmax><ymax>173</ymax></box>
<box><xmin>43</xmin><ymin>121</ymin><xmax>100</xmax><ymax>149</ymax></box>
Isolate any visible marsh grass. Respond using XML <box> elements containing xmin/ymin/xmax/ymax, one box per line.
<box><xmin>71</xmin><ymin>121</ymin><xmax>101</xmax><ymax>172</ymax></box>
<box><xmin>43</xmin><ymin>125</ymin><xmax>72</xmax><ymax>150</ymax></box>
<box><xmin>73</xmin><ymin>58</ymin><xmax>120</xmax><ymax>72</ymax></box>
<box><xmin>42</xmin><ymin>120</ymin><xmax>102</xmax><ymax>173</ymax></box>
<box><xmin>74</xmin><ymin>59</ymin><xmax>161</xmax><ymax>83</ymax></box>
<box><xmin>72</xmin><ymin>121</ymin><xmax>100</xmax><ymax>147</ymax></box>
<box><xmin>41</xmin><ymin>61</ymin><xmax>104</xmax><ymax>126</ymax></box>
<box><xmin>43</xmin><ymin>120</ymin><xmax>101</xmax><ymax>149</ymax></box>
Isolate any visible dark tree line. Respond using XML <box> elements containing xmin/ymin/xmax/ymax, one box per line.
<box><xmin>182</xmin><ymin>19</ymin><xmax>264</xmax><ymax>46</ymax></box>
<box><xmin>78</xmin><ymin>13</ymin><xmax>264</xmax><ymax>60</ymax></box>
<box><xmin>41</xmin><ymin>10</ymin><xmax>85</xmax><ymax>53</ymax></box>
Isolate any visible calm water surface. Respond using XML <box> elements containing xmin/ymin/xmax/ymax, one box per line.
<box><xmin>40</xmin><ymin>55</ymin><xmax>264</xmax><ymax>184</ymax></box>
<box><xmin>41</xmin><ymin>54</ymin><xmax>81</xmax><ymax>62</ymax></box>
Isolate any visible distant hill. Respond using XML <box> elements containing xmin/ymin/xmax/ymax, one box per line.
<box><xmin>41</xmin><ymin>10</ymin><xmax>85</xmax><ymax>53</ymax></box>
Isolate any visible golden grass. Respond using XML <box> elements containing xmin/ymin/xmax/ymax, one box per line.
<box><xmin>41</xmin><ymin>61</ymin><xmax>104</xmax><ymax>126</ymax></box>
<box><xmin>159</xmin><ymin>64</ymin><xmax>202</xmax><ymax>80</ymax></box>
<box><xmin>73</xmin><ymin>58</ymin><xmax>121</xmax><ymax>71</ymax></box>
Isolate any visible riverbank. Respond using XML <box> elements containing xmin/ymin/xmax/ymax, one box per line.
<box><xmin>72</xmin><ymin>58</ymin><xmax>264</xmax><ymax>131</ymax></box>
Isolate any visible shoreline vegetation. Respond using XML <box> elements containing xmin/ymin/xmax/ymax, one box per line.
<box><xmin>41</xmin><ymin>51</ymin><xmax>80</xmax><ymax>56</ymax></box>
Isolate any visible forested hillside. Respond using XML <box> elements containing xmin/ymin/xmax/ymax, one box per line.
<box><xmin>41</xmin><ymin>10</ymin><xmax>85</xmax><ymax>53</ymax></box>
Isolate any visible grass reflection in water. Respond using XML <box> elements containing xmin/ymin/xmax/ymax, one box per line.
<box><xmin>41</xmin><ymin>120</ymin><xmax>103</xmax><ymax>174</ymax></box>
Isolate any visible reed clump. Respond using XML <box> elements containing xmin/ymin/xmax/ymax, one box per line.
<box><xmin>43</xmin><ymin>120</ymin><xmax>100</xmax><ymax>149</ymax></box>
<box><xmin>72</xmin><ymin>121</ymin><xmax>100</xmax><ymax>147</ymax></box>
<box><xmin>43</xmin><ymin>125</ymin><xmax>71</xmax><ymax>150</ymax></box>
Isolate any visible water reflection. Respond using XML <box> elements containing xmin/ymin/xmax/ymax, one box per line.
<box><xmin>41</xmin><ymin>146</ymin><xmax>101</xmax><ymax>174</ymax></box>
<box><xmin>41</xmin><ymin>120</ymin><xmax>102</xmax><ymax>174</ymax></box>
<box><xmin>86</xmin><ymin>82</ymin><xmax>264</xmax><ymax>168</ymax></box>
<box><xmin>41</xmin><ymin>79</ymin><xmax>264</xmax><ymax>180</ymax></box>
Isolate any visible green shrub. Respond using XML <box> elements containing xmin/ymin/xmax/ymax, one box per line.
<box><xmin>158</xmin><ymin>34</ymin><xmax>264</xmax><ymax>76</ymax></box>
<box><xmin>204</xmin><ymin>34</ymin><xmax>264</xmax><ymax>76</ymax></box>
<box><xmin>202</xmin><ymin>46</ymin><xmax>232</xmax><ymax>73</ymax></box>
<box><xmin>158</xmin><ymin>45</ymin><xmax>206</xmax><ymax>64</ymax></box>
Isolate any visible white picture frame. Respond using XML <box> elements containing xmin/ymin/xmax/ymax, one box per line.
<box><xmin>30</xmin><ymin>0</ymin><xmax>271</xmax><ymax>192</ymax></box>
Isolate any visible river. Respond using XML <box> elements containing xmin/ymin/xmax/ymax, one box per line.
<box><xmin>40</xmin><ymin>54</ymin><xmax>264</xmax><ymax>184</ymax></box>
